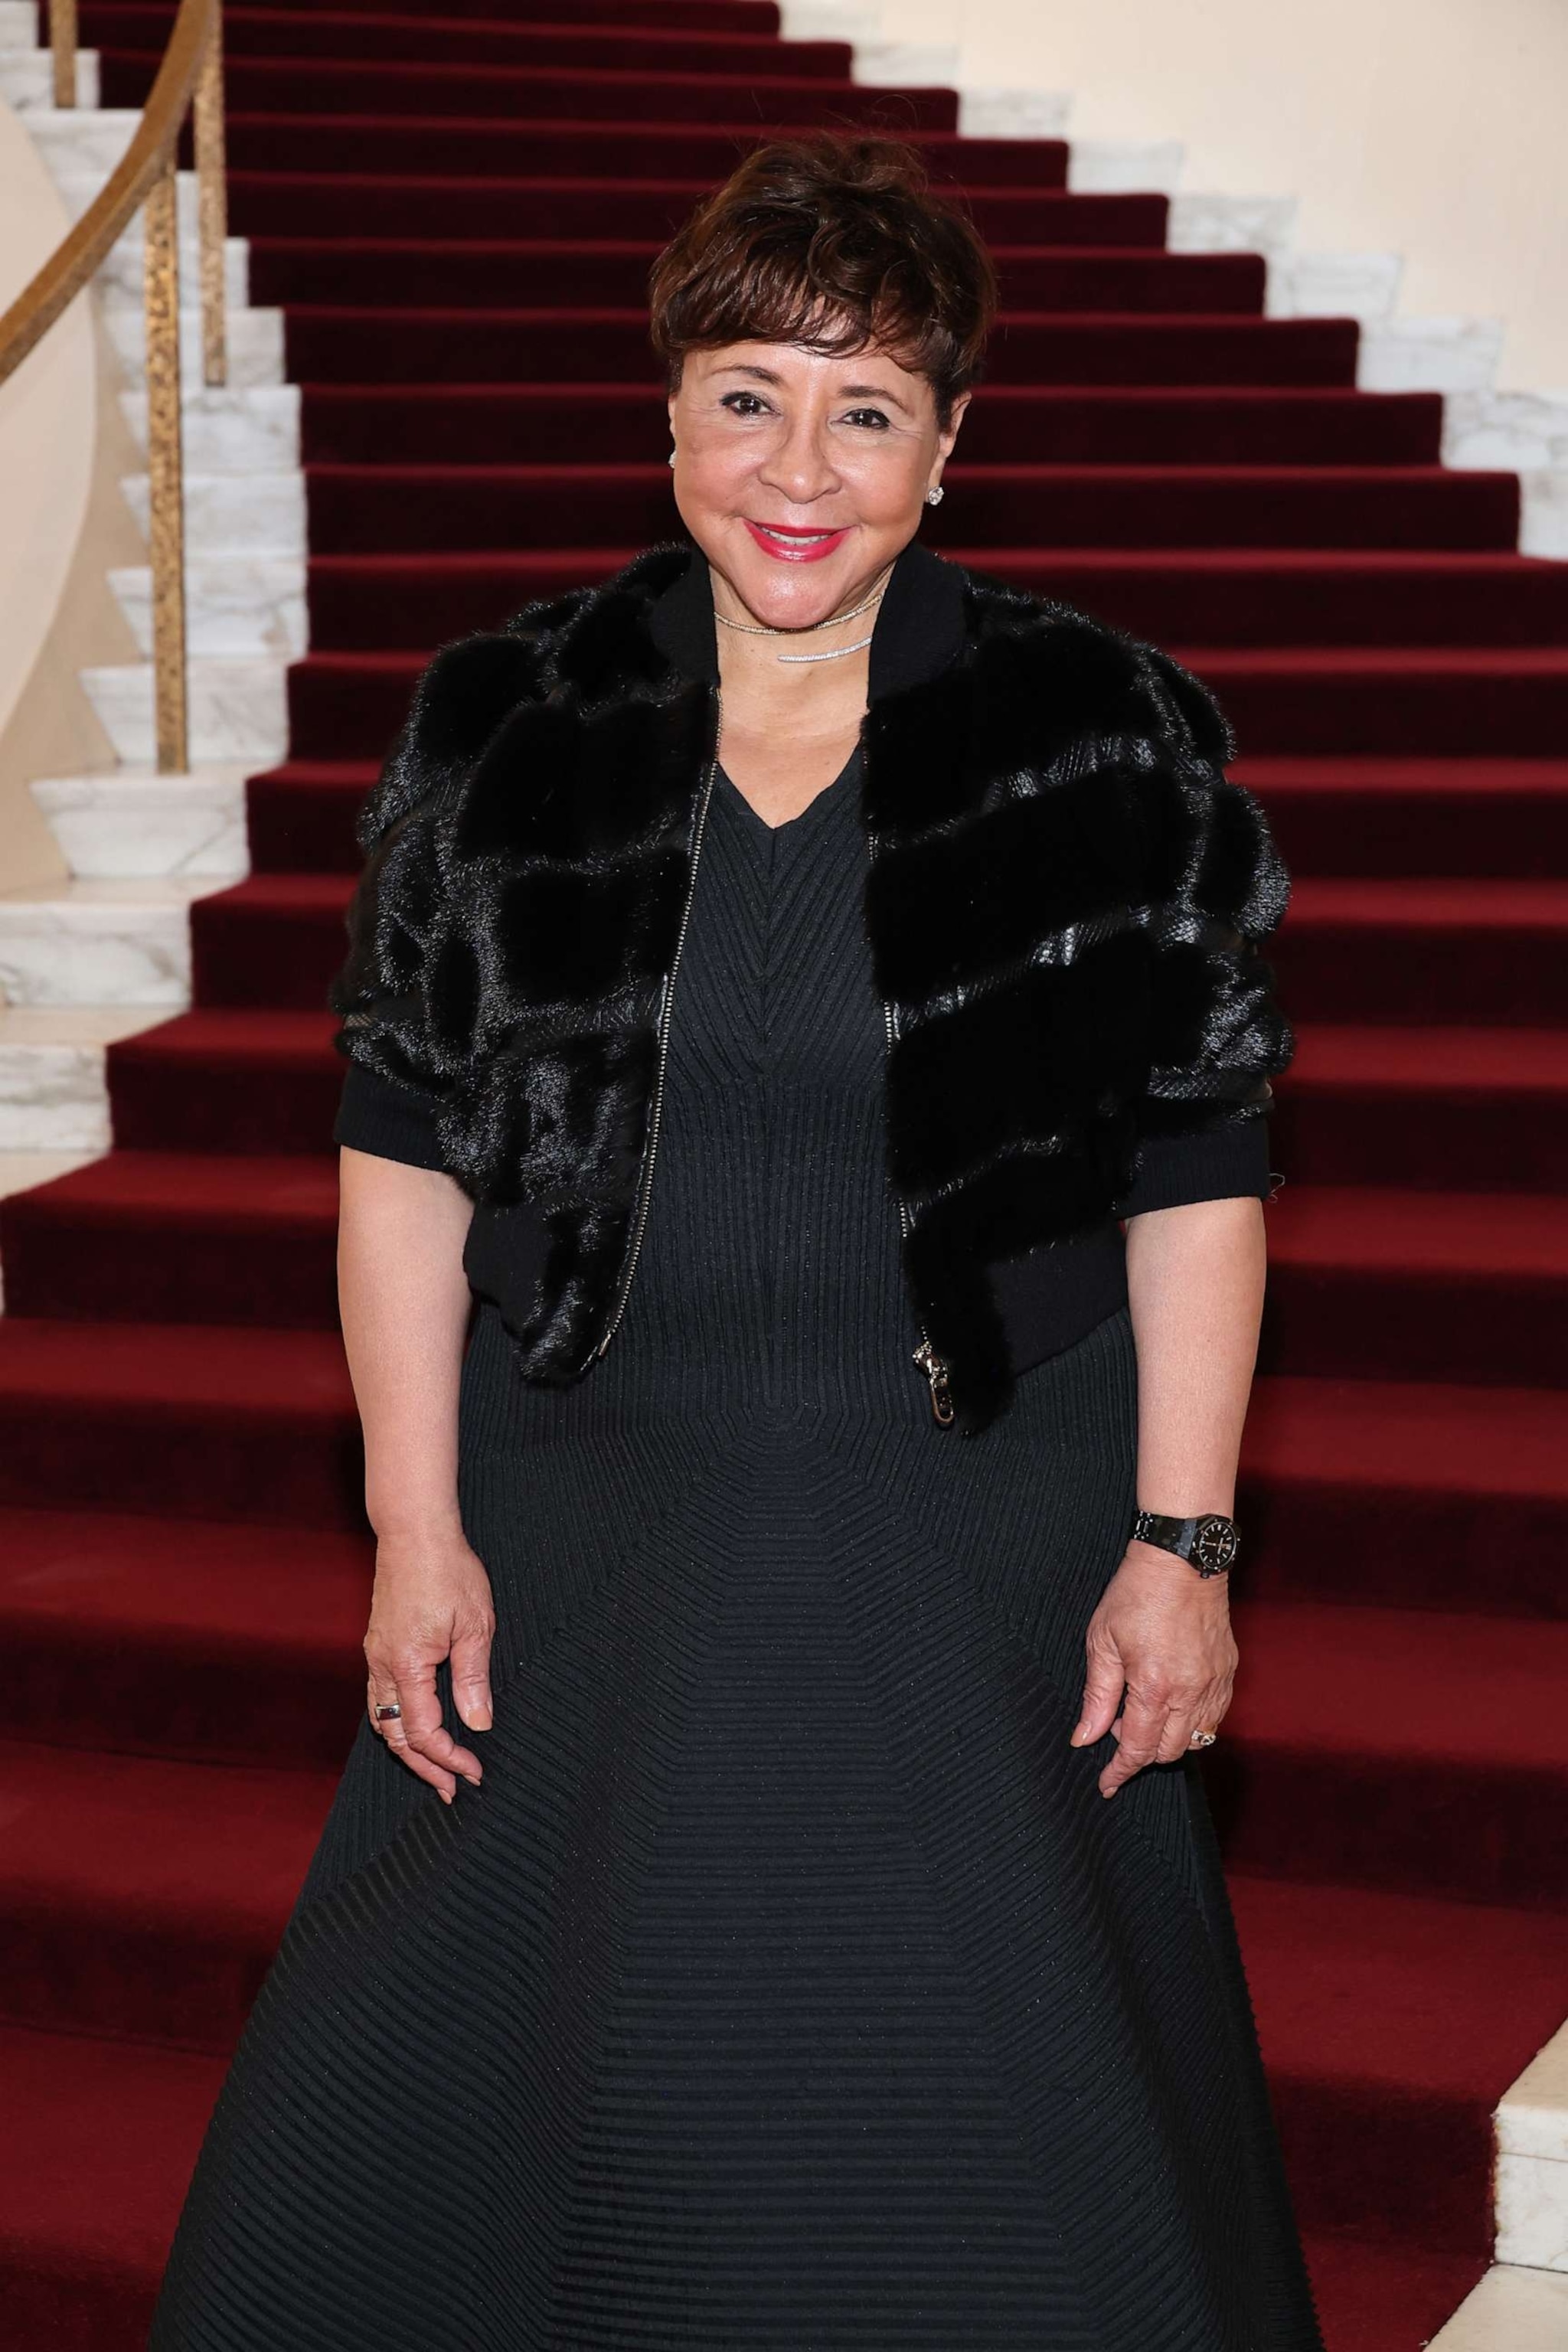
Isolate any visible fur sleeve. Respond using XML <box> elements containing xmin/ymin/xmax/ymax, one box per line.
<box><xmin>1129</xmin><ymin>648</ymin><xmax>1296</xmax><ymax>1137</ymax></box>
<box><xmin>325</xmin><ymin>621</ymin><xmax>555</xmax><ymax>1098</ymax></box>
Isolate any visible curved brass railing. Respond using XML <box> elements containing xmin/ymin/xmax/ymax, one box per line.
<box><xmin>0</xmin><ymin>0</ymin><xmax>229</xmax><ymax>771</ymax></box>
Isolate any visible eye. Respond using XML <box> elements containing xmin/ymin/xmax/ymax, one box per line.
<box><xmin>719</xmin><ymin>390</ymin><xmax>771</xmax><ymax>418</ymax></box>
<box><xmin>843</xmin><ymin>407</ymin><xmax>892</xmax><ymax>430</ymax></box>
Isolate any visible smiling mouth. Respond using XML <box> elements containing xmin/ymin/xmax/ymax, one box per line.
<box><xmin>744</xmin><ymin>519</ymin><xmax>852</xmax><ymax>562</ymax></box>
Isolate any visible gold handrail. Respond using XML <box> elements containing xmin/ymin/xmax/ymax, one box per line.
<box><xmin>0</xmin><ymin>0</ymin><xmax>228</xmax><ymax>772</ymax></box>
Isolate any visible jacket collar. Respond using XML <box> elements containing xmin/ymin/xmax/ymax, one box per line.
<box><xmin>644</xmin><ymin>534</ymin><xmax>969</xmax><ymax>704</ymax></box>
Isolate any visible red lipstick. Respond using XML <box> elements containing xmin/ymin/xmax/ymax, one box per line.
<box><xmin>743</xmin><ymin>520</ymin><xmax>852</xmax><ymax>564</ymax></box>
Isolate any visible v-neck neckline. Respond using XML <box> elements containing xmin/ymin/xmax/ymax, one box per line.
<box><xmin>716</xmin><ymin>745</ymin><xmax>861</xmax><ymax>844</ymax></box>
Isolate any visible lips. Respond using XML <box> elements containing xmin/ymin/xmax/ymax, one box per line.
<box><xmin>743</xmin><ymin>520</ymin><xmax>852</xmax><ymax>564</ymax></box>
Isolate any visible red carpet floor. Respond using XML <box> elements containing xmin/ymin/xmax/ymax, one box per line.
<box><xmin>3</xmin><ymin>2</ymin><xmax>1566</xmax><ymax>2344</ymax></box>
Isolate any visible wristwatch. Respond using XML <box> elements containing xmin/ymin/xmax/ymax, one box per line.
<box><xmin>1129</xmin><ymin>1509</ymin><xmax>1240</xmax><ymax>1577</ymax></box>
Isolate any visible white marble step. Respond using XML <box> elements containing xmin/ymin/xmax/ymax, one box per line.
<box><xmin>1496</xmin><ymin>2017</ymin><xmax>1568</xmax><ymax>2272</ymax></box>
<box><xmin>1446</xmin><ymin>388</ymin><xmax>1568</xmax><ymax>470</ymax></box>
<box><xmin>31</xmin><ymin>764</ymin><xmax>252</xmax><ymax>879</ymax></box>
<box><xmin>0</xmin><ymin>1005</ymin><xmax>166</xmax><ymax>1156</ymax></box>
<box><xmin>24</xmin><ymin>103</ymin><xmax>137</xmax><ymax>178</ymax></box>
<box><xmin>1268</xmin><ymin>250</ymin><xmax>1404</xmax><ymax>325</ymax></box>
<box><xmin>0</xmin><ymin>2</ymin><xmax>43</xmax><ymax>48</ymax></box>
<box><xmin>1065</xmin><ymin>139</ymin><xmax>1187</xmax><ymax>195</ymax></box>
<box><xmin>1357</xmin><ymin>316</ymin><xmax>1507</xmax><ymax>394</ymax></box>
<box><xmin>119</xmin><ymin>384</ymin><xmax>301</xmax><ymax>475</ymax></box>
<box><xmin>119</xmin><ymin>468</ymin><xmax>305</xmax><ymax>558</ymax></box>
<box><xmin>80</xmin><ymin>659</ymin><xmax>289</xmax><ymax>769</ymax></box>
<box><xmin>1168</xmin><ymin>193</ymin><xmax>1298</xmax><ymax>258</ymax></box>
<box><xmin>0</xmin><ymin>44</ymin><xmax>98</xmax><ymax>109</ymax></box>
<box><xmin>959</xmin><ymin>86</ymin><xmax>1071</xmax><ymax>139</ymax></box>
<box><xmin>0</xmin><ymin>877</ymin><xmax>217</xmax><ymax>1009</ymax></box>
<box><xmin>93</xmin><ymin>229</ymin><xmax>250</xmax><ymax>315</ymax></box>
<box><xmin>103</xmin><ymin>302</ymin><xmax>285</xmax><ymax>389</ymax></box>
<box><xmin>109</xmin><ymin>557</ymin><xmax>307</xmax><ymax>664</ymax></box>
<box><xmin>1429</xmin><ymin>2264</ymin><xmax>1568</xmax><ymax>2350</ymax></box>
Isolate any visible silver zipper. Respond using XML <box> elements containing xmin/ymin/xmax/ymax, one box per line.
<box><xmin>589</xmin><ymin>693</ymin><xmax>723</xmax><ymax>1367</ymax></box>
<box><xmin>882</xmin><ymin>998</ymin><xmax>956</xmax><ymax>1428</ymax></box>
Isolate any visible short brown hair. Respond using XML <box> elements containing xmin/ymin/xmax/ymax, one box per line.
<box><xmin>648</xmin><ymin>136</ymin><xmax>998</xmax><ymax>430</ymax></box>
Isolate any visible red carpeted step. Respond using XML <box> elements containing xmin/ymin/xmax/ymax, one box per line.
<box><xmin>303</xmin><ymin>547</ymin><xmax>1568</xmax><ymax>655</ymax></box>
<box><xmin>107</xmin><ymin>1007</ymin><xmax>345</xmax><ymax>1152</ymax></box>
<box><xmin>238</xmin><ymin>173</ymin><xmax>1171</xmax><ymax>250</ymax></box>
<box><xmin>93</xmin><ymin>0</ymin><xmax>788</xmax><ymax>26</ymax></box>
<box><xmin>1243</xmin><ymin>756</ymin><xmax>1568</xmax><ymax>873</ymax></box>
<box><xmin>228</xmin><ymin>114</ymin><xmax>1070</xmax><ymax>187</ymax></box>
<box><xmin>298</xmin><ymin>381</ymin><xmax>1443</xmax><ymax>470</ymax></box>
<box><xmin>1301</xmin><ymin>2235</ymin><xmax>1487</xmax><ymax>2352</ymax></box>
<box><xmin>1275</xmin><ymin>877</ymin><xmax>1568</xmax><ymax>1023</ymax></box>
<box><xmin>0</xmin><ymin>1150</ymin><xmax>341</xmax><ymax>1329</ymax></box>
<box><xmin>1220</xmin><ymin>1601</ymin><xmax>1568</xmax><ymax>1906</ymax></box>
<box><xmin>299</xmin><ymin>461</ymin><xmax>1516</xmax><ymax>556</ymax></box>
<box><xmin>87</xmin><ymin>4</ymin><xmax>852</xmax><ymax>80</ymax></box>
<box><xmin>0</xmin><ymin>2024</ymin><xmax>224</xmax><ymax>2352</ymax></box>
<box><xmin>283</xmin><ymin>303</ymin><xmax>1358</xmax><ymax>385</ymax></box>
<box><xmin>189</xmin><ymin>871</ymin><xmax>349</xmax><ymax>1008</ymax></box>
<box><xmin>251</xmin><ymin>237</ymin><xmax>1266</xmax><ymax>315</ymax></box>
<box><xmin>1197</xmin><ymin>643</ymin><xmax>1568</xmax><ymax>757</ymax></box>
<box><xmin>0</xmin><ymin>1739</ymin><xmax>334</xmax><ymax>2050</ymax></box>
<box><xmin>0</xmin><ymin>1319</ymin><xmax>359</xmax><ymax>1527</ymax></box>
<box><xmin>0</xmin><ymin>1504</ymin><xmax>369</xmax><ymax>1766</ymax></box>
<box><xmin>1240</xmin><ymin>1371</ymin><xmax>1568</xmax><ymax>1616</ymax></box>
<box><xmin>1272</xmin><ymin>1022</ymin><xmax>1568</xmax><ymax>1193</ymax></box>
<box><xmin>247</xmin><ymin>758</ymin><xmax>376</xmax><ymax>871</ymax></box>
<box><xmin>107</xmin><ymin>51</ymin><xmax>959</xmax><ymax>129</ymax></box>
<box><xmin>1233</xmin><ymin>1872</ymin><xmax>1567</xmax><ymax>2255</ymax></box>
<box><xmin>1260</xmin><ymin>1184</ymin><xmax>1568</xmax><ymax>1387</ymax></box>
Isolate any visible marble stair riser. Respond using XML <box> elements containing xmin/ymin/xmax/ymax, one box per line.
<box><xmin>0</xmin><ymin>1031</ymin><xmax>121</xmax><ymax>1154</ymax></box>
<box><xmin>103</xmin><ymin>303</ymin><xmax>284</xmax><ymax>390</ymax></box>
<box><xmin>80</xmin><ymin>659</ymin><xmax>288</xmax><ymax>769</ymax></box>
<box><xmin>119</xmin><ymin>471</ymin><xmax>305</xmax><ymax>560</ymax></box>
<box><xmin>0</xmin><ymin>890</ymin><xmax>204</xmax><ymax>1010</ymax></box>
<box><xmin>109</xmin><ymin>557</ymin><xmax>306</xmax><ymax>664</ymax></box>
<box><xmin>119</xmin><ymin>387</ymin><xmax>302</xmax><ymax>477</ymax></box>
<box><xmin>31</xmin><ymin>768</ymin><xmax>250</xmax><ymax>880</ymax></box>
<box><xmin>1429</xmin><ymin>2266</ymin><xmax>1568</xmax><ymax>2352</ymax></box>
<box><xmin>1266</xmin><ymin>250</ymin><xmax>1403</xmax><ymax>325</ymax></box>
<box><xmin>0</xmin><ymin>45</ymin><xmax>98</xmax><ymax>109</ymax></box>
<box><xmin>1168</xmin><ymin>193</ymin><xmax>1298</xmax><ymax>259</ymax></box>
<box><xmin>0</xmin><ymin>1</ymin><xmax>43</xmax><ymax>47</ymax></box>
<box><xmin>93</xmin><ymin>230</ymin><xmax>249</xmax><ymax>317</ymax></box>
<box><xmin>1445</xmin><ymin>390</ymin><xmax>1568</xmax><ymax>470</ymax></box>
<box><xmin>22</xmin><ymin>104</ymin><xmax>138</xmax><ymax>181</ymax></box>
<box><xmin>1494</xmin><ymin>2020</ymin><xmax>1568</xmax><ymax>2272</ymax></box>
<box><xmin>1066</xmin><ymin>139</ymin><xmax>1184</xmax><ymax>195</ymax></box>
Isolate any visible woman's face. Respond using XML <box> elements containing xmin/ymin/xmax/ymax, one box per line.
<box><xmin>668</xmin><ymin>337</ymin><xmax>967</xmax><ymax>631</ymax></box>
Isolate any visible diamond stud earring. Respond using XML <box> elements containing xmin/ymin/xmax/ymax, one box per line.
<box><xmin>925</xmin><ymin>485</ymin><xmax>945</xmax><ymax>507</ymax></box>
<box><xmin>668</xmin><ymin>451</ymin><xmax>676</xmax><ymax>469</ymax></box>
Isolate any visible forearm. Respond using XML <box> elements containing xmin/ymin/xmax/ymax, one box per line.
<box><xmin>1122</xmin><ymin>1194</ymin><xmax>1267</xmax><ymax>1518</ymax></box>
<box><xmin>337</xmin><ymin>1145</ymin><xmax>476</xmax><ymax>1540</ymax></box>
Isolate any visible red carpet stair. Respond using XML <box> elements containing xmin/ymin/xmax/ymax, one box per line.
<box><xmin>3</xmin><ymin>2</ymin><xmax>1566</xmax><ymax>2344</ymax></box>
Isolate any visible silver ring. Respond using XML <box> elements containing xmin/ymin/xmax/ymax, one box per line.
<box><xmin>374</xmin><ymin>1702</ymin><xmax>402</xmax><ymax>1722</ymax></box>
<box><xmin>1187</xmin><ymin>1729</ymin><xmax>1217</xmax><ymax>1750</ymax></box>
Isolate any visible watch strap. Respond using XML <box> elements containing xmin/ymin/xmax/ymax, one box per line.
<box><xmin>1130</xmin><ymin>1509</ymin><xmax>1239</xmax><ymax>1576</ymax></box>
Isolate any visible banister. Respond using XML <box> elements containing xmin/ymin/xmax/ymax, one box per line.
<box><xmin>0</xmin><ymin>0</ymin><xmax>229</xmax><ymax>773</ymax></box>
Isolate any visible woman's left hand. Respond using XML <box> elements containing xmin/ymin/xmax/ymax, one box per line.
<box><xmin>1070</xmin><ymin>1542</ymin><xmax>1239</xmax><ymax>1798</ymax></box>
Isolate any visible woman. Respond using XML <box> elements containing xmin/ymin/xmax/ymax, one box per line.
<box><xmin>151</xmin><ymin>137</ymin><xmax>1321</xmax><ymax>2350</ymax></box>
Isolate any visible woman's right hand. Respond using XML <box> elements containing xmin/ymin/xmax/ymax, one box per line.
<box><xmin>363</xmin><ymin>1521</ymin><xmax>495</xmax><ymax>1802</ymax></box>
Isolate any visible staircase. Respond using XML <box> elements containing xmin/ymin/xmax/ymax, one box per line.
<box><xmin>2</xmin><ymin>3</ymin><xmax>1566</xmax><ymax>2347</ymax></box>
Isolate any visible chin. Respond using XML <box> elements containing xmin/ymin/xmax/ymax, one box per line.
<box><xmin>724</xmin><ymin>524</ymin><xmax>872</xmax><ymax>629</ymax></box>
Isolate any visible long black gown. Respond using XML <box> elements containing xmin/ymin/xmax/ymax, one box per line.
<box><xmin>149</xmin><ymin>749</ymin><xmax>1323</xmax><ymax>2350</ymax></box>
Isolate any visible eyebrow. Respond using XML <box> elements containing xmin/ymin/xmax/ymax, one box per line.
<box><xmin>713</xmin><ymin>362</ymin><xmax>916</xmax><ymax>416</ymax></box>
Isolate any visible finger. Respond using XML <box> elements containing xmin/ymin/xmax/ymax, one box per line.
<box><xmin>1098</xmin><ymin>1690</ymin><xmax>1171</xmax><ymax>1796</ymax></box>
<box><xmin>367</xmin><ymin>1670</ymin><xmax>456</xmax><ymax>1802</ymax></box>
<box><xmin>449</xmin><ymin>1619</ymin><xmax>495</xmax><ymax>1736</ymax></box>
<box><xmin>1155</xmin><ymin>1704</ymin><xmax>1200</xmax><ymax>1766</ymax></box>
<box><xmin>1072</xmin><ymin>1634</ymin><xmax>1125</xmax><ymax>1747</ymax></box>
<box><xmin>395</xmin><ymin>1652</ymin><xmax>483</xmax><ymax>1790</ymax></box>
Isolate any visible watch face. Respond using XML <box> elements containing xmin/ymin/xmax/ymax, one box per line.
<box><xmin>1193</xmin><ymin>1517</ymin><xmax>1239</xmax><ymax>1572</ymax></box>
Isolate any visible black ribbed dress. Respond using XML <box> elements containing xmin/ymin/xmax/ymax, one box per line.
<box><xmin>149</xmin><ymin>748</ymin><xmax>1323</xmax><ymax>2350</ymax></box>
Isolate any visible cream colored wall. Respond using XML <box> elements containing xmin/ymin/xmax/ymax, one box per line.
<box><xmin>879</xmin><ymin>0</ymin><xmax>1568</xmax><ymax>390</ymax></box>
<box><xmin>0</xmin><ymin>93</ymin><xmax>133</xmax><ymax>891</ymax></box>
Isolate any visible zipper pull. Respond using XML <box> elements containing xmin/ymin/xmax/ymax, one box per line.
<box><xmin>913</xmin><ymin>1338</ymin><xmax>956</xmax><ymax>1428</ymax></box>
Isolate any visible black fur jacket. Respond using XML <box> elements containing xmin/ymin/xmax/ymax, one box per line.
<box><xmin>329</xmin><ymin>539</ymin><xmax>1293</xmax><ymax>1435</ymax></box>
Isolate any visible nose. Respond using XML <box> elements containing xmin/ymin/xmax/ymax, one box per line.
<box><xmin>756</xmin><ymin>410</ymin><xmax>841</xmax><ymax>508</ymax></box>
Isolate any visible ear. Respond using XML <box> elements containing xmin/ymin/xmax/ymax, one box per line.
<box><xmin>936</xmin><ymin>390</ymin><xmax>972</xmax><ymax>467</ymax></box>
